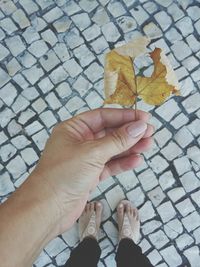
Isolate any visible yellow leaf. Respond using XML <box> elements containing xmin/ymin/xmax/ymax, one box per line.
<box><xmin>104</xmin><ymin>36</ymin><xmax>150</xmax><ymax>106</ymax></box>
<box><xmin>104</xmin><ymin>38</ymin><xmax>180</xmax><ymax>107</ymax></box>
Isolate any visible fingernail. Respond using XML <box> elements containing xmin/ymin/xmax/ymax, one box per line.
<box><xmin>127</xmin><ymin>121</ymin><xmax>147</xmax><ymax>138</ymax></box>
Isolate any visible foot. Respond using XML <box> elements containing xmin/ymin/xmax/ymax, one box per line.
<box><xmin>79</xmin><ymin>201</ymin><xmax>103</xmax><ymax>241</ymax></box>
<box><xmin>117</xmin><ymin>200</ymin><xmax>140</xmax><ymax>243</ymax></box>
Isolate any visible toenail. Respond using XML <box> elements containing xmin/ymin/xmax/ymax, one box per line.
<box><xmin>119</xmin><ymin>204</ymin><xmax>123</xmax><ymax>208</ymax></box>
<box><xmin>97</xmin><ymin>202</ymin><xmax>101</xmax><ymax>206</ymax></box>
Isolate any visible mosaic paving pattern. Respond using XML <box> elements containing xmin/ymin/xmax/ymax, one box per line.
<box><xmin>0</xmin><ymin>0</ymin><xmax>200</xmax><ymax>266</ymax></box>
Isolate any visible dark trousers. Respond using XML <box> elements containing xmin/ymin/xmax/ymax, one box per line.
<box><xmin>64</xmin><ymin>237</ymin><xmax>153</xmax><ymax>267</ymax></box>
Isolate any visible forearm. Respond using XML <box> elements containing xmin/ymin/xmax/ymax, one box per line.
<box><xmin>0</xmin><ymin>172</ymin><xmax>60</xmax><ymax>267</ymax></box>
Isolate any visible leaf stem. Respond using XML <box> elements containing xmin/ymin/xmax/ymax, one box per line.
<box><xmin>135</xmin><ymin>95</ymin><xmax>137</xmax><ymax>120</ymax></box>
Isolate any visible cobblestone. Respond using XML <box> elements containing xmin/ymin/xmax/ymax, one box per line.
<box><xmin>0</xmin><ymin>1</ymin><xmax>199</xmax><ymax>266</ymax></box>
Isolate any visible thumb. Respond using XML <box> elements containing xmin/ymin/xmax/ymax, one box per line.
<box><xmin>96</xmin><ymin>120</ymin><xmax>147</xmax><ymax>160</ymax></box>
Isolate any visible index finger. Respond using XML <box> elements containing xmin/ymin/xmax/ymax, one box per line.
<box><xmin>75</xmin><ymin>108</ymin><xmax>150</xmax><ymax>133</ymax></box>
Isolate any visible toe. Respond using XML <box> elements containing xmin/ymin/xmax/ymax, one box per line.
<box><xmin>117</xmin><ymin>203</ymin><xmax>124</xmax><ymax>216</ymax></box>
<box><xmin>126</xmin><ymin>203</ymin><xmax>131</xmax><ymax>215</ymax></box>
<box><xmin>90</xmin><ymin>202</ymin><xmax>95</xmax><ymax>212</ymax></box>
<box><xmin>95</xmin><ymin>201</ymin><xmax>102</xmax><ymax>214</ymax></box>
<box><xmin>85</xmin><ymin>203</ymin><xmax>90</xmax><ymax>212</ymax></box>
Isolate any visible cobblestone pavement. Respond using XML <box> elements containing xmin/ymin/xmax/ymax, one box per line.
<box><xmin>0</xmin><ymin>0</ymin><xmax>200</xmax><ymax>266</ymax></box>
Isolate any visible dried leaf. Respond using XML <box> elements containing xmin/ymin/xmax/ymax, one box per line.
<box><xmin>137</xmin><ymin>48</ymin><xmax>180</xmax><ymax>105</ymax></box>
<box><xmin>104</xmin><ymin>36</ymin><xmax>150</xmax><ymax>105</ymax></box>
<box><xmin>104</xmin><ymin>38</ymin><xmax>180</xmax><ymax>107</ymax></box>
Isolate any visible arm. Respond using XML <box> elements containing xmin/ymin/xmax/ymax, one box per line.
<box><xmin>0</xmin><ymin>172</ymin><xmax>60</xmax><ymax>267</ymax></box>
<box><xmin>0</xmin><ymin>108</ymin><xmax>154</xmax><ymax>267</ymax></box>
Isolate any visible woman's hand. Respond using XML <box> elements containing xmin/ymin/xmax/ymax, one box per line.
<box><xmin>0</xmin><ymin>108</ymin><xmax>154</xmax><ymax>267</ymax></box>
<box><xmin>34</xmin><ymin>108</ymin><xmax>154</xmax><ymax>235</ymax></box>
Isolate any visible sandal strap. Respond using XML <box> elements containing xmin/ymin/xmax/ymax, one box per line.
<box><xmin>81</xmin><ymin>211</ymin><xmax>98</xmax><ymax>241</ymax></box>
<box><xmin>120</xmin><ymin>213</ymin><xmax>134</xmax><ymax>240</ymax></box>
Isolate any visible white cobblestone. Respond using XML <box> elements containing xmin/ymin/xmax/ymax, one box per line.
<box><xmin>49</xmin><ymin>66</ymin><xmax>67</xmax><ymax>84</ymax></box>
<box><xmin>63</xmin><ymin>59</ymin><xmax>82</xmax><ymax>78</ymax></box>
<box><xmin>53</xmin><ymin>16</ymin><xmax>72</xmax><ymax>33</ymax></box>
<box><xmin>43</xmin><ymin>7</ymin><xmax>63</xmax><ymax>23</ymax></box>
<box><xmin>139</xmin><ymin>201</ymin><xmax>156</xmax><ymax>222</ymax></box>
<box><xmin>45</xmin><ymin>92</ymin><xmax>62</xmax><ymax>110</ymax></box>
<box><xmin>12</xmin><ymin>9</ymin><xmax>30</xmax><ymax>29</ymax></box>
<box><xmin>71</xmin><ymin>13</ymin><xmax>91</xmax><ymax>31</ymax></box>
<box><xmin>180</xmin><ymin>171</ymin><xmax>200</xmax><ymax>193</ymax></box>
<box><xmin>171</xmin><ymin>40</ymin><xmax>192</xmax><ymax>61</ymax></box>
<box><xmin>127</xmin><ymin>186</ymin><xmax>145</xmax><ymax>207</ymax></box>
<box><xmin>65</xmin><ymin>96</ymin><xmax>85</xmax><ymax>113</ymax></box>
<box><xmin>193</xmin><ymin>227</ymin><xmax>200</xmax><ymax>244</ymax></box>
<box><xmin>39</xmin><ymin>111</ymin><xmax>57</xmax><ymax>128</ymax></box>
<box><xmin>148</xmin><ymin>186</ymin><xmax>165</xmax><ymax>207</ymax></box>
<box><xmin>143</xmin><ymin>22</ymin><xmax>162</xmax><ymax>39</ymax></box>
<box><xmin>148</xmin><ymin>155</ymin><xmax>168</xmax><ymax>174</ymax></box>
<box><xmin>154</xmin><ymin>11</ymin><xmax>172</xmax><ymax>31</ymax></box>
<box><xmin>56</xmin><ymin>82</ymin><xmax>72</xmax><ymax>99</ymax></box>
<box><xmin>102</xmin><ymin>22</ymin><xmax>120</xmax><ymax>42</ymax></box>
<box><xmin>147</xmin><ymin>249</ymin><xmax>162</xmax><ymax>266</ymax></box>
<box><xmin>105</xmin><ymin>185</ymin><xmax>125</xmax><ymax>210</ymax></box>
<box><xmin>184</xmin><ymin>246</ymin><xmax>200</xmax><ymax>267</ymax></box>
<box><xmin>182</xmin><ymin>212</ymin><xmax>200</xmax><ymax>232</ymax></box>
<box><xmin>171</xmin><ymin>113</ymin><xmax>189</xmax><ymax>129</ymax></box>
<box><xmin>0</xmin><ymin>143</ymin><xmax>17</xmax><ymax>162</ymax></box>
<box><xmin>12</xmin><ymin>95</ymin><xmax>30</xmax><ymax>114</ymax></box>
<box><xmin>22</xmin><ymin>65</ymin><xmax>44</xmax><ymax>85</ymax></box>
<box><xmin>176</xmin><ymin>198</ymin><xmax>195</xmax><ymax>217</ymax></box>
<box><xmin>142</xmin><ymin>220</ymin><xmax>162</xmax><ymax>235</ymax></box>
<box><xmin>22</xmin><ymin>27</ymin><xmax>40</xmax><ymax>44</ymax></box>
<box><xmin>191</xmin><ymin>190</ymin><xmax>200</xmax><ymax>207</ymax></box>
<box><xmin>73</xmin><ymin>44</ymin><xmax>95</xmax><ymax>67</ymax></box>
<box><xmin>0</xmin><ymin>83</ymin><xmax>17</xmax><ymax>106</ymax></box>
<box><xmin>164</xmin><ymin>219</ymin><xmax>183</xmax><ymax>239</ymax></box>
<box><xmin>0</xmin><ymin>44</ymin><xmax>9</xmax><ymax>61</ymax></box>
<box><xmin>149</xmin><ymin>230</ymin><xmax>169</xmax><ymax>249</ymax></box>
<box><xmin>92</xmin><ymin>7</ymin><xmax>109</xmax><ymax>26</ymax></box>
<box><xmin>161</xmin><ymin>142</ymin><xmax>182</xmax><ymax>161</ymax></box>
<box><xmin>53</xmin><ymin>43</ymin><xmax>70</xmax><ymax>62</ymax></box>
<box><xmin>167</xmin><ymin>3</ymin><xmax>184</xmax><ymax>21</ymax></box>
<box><xmin>20</xmin><ymin>147</ymin><xmax>38</xmax><ymax>166</ymax></box>
<box><xmin>73</xmin><ymin>76</ymin><xmax>92</xmax><ymax>97</ymax></box>
<box><xmin>32</xmin><ymin>129</ymin><xmax>49</xmax><ymax>151</ymax></box>
<box><xmin>11</xmin><ymin>135</ymin><xmax>31</xmax><ymax>149</ymax></box>
<box><xmin>138</xmin><ymin>168</ymin><xmax>158</xmax><ymax>191</ymax></box>
<box><xmin>25</xmin><ymin>121</ymin><xmax>43</xmax><ymax>136</ymax></box>
<box><xmin>83</xmin><ymin>24</ymin><xmax>101</xmax><ymax>41</ymax></box>
<box><xmin>160</xmin><ymin>246</ymin><xmax>182</xmax><ymax>267</ymax></box>
<box><xmin>167</xmin><ymin>187</ymin><xmax>186</xmax><ymax>203</ymax></box>
<box><xmin>176</xmin><ymin>233</ymin><xmax>194</xmax><ymax>250</ymax></box>
<box><xmin>65</xmin><ymin>28</ymin><xmax>84</xmax><ymax>49</ymax></box>
<box><xmin>117</xmin><ymin>16</ymin><xmax>137</xmax><ymax>33</ymax></box>
<box><xmin>5</xmin><ymin>35</ymin><xmax>26</xmax><ymax>57</ymax></box>
<box><xmin>45</xmin><ymin>237</ymin><xmax>66</xmax><ymax>257</ymax></box>
<box><xmin>157</xmin><ymin>201</ymin><xmax>176</xmax><ymax>223</ymax></box>
<box><xmin>0</xmin><ymin>17</ymin><xmax>17</xmax><ymax>34</ymax></box>
<box><xmin>6</xmin><ymin>155</ymin><xmax>27</xmax><ymax>179</ymax></box>
<box><xmin>0</xmin><ymin>172</ymin><xmax>15</xmax><ymax>196</ymax></box>
<box><xmin>41</xmin><ymin>29</ymin><xmax>57</xmax><ymax>47</ymax></box>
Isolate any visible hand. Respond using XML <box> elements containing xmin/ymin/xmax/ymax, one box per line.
<box><xmin>33</xmin><ymin>108</ymin><xmax>154</xmax><ymax>235</ymax></box>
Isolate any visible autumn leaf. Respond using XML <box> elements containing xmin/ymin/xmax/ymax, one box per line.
<box><xmin>104</xmin><ymin>38</ymin><xmax>180</xmax><ymax>107</ymax></box>
<box><xmin>104</xmin><ymin>36</ymin><xmax>150</xmax><ymax>106</ymax></box>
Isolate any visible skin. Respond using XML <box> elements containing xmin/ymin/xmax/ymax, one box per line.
<box><xmin>0</xmin><ymin>108</ymin><xmax>154</xmax><ymax>267</ymax></box>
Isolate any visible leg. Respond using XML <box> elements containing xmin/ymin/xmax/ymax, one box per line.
<box><xmin>115</xmin><ymin>200</ymin><xmax>153</xmax><ymax>267</ymax></box>
<box><xmin>64</xmin><ymin>237</ymin><xmax>101</xmax><ymax>267</ymax></box>
<box><xmin>116</xmin><ymin>238</ymin><xmax>153</xmax><ymax>267</ymax></box>
<box><xmin>64</xmin><ymin>201</ymin><xmax>103</xmax><ymax>267</ymax></box>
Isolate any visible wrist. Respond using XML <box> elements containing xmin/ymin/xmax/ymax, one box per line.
<box><xmin>17</xmin><ymin>170</ymin><xmax>62</xmax><ymax>239</ymax></box>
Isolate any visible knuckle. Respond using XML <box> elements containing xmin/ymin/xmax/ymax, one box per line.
<box><xmin>111</xmin><ymin>130</ymin><xmax>128</xmax><ymax>151</ymax></box>
<box><xmin>52</xmin><ymin>122</ymin><xmax>62</xmax><ymax>133</ymax></box>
